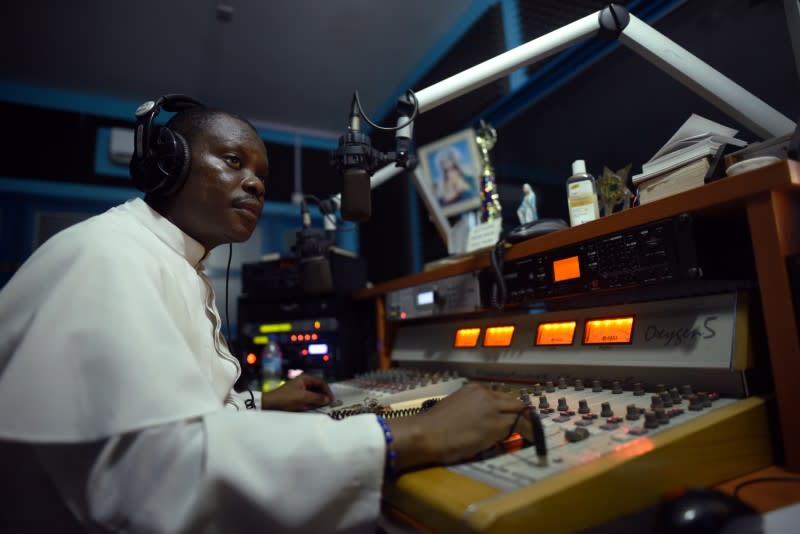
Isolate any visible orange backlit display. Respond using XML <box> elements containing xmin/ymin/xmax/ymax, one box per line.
<box><xmin>454</xmin><ymin>328</ymin><xmax>481</xmax><ymax>348</ymax></box>
<box><xmin>536</xmin><ymin>321</ymin><xmax>577</xmax><ymax>346</ymax></box>
<box><xmin>584</xmin><ymin>316</ymin><xmax>635</xmax><ymax>344</ymax></box>
<box><xmin>483</xmin><ymin>325</ymin><xmax>515</xmax><ymax>347</ymax></box>
<box><xmin>553</xmin><ymin>256</ymin><xmax>581</xmax><ymax>282</ymax></box>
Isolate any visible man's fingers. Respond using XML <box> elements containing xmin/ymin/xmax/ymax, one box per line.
<box><xmin>301</xmin><ymin>374</ymin><xmax>335</xmax><ymax>401</ymax></box>
<box><xmin>304</xmin><ymin>391</ymin><xmax>332</xmax><ymax>407</ymax></box>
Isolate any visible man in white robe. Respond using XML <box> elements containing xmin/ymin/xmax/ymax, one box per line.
<box><xmin>0</xmin><ymin>104</ymin><xmax>527</xmax><ymax>533</ymax></box>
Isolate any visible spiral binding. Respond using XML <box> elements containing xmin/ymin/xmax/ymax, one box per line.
<box><xmin>327</xmin><ymin>398</ymin><xmax>441</xmax><ymax>420</ymax></box>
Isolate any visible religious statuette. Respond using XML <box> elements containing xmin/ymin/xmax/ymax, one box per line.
<box><xmin>516</xmin><ymin>183</ymin><xmax>538</xmax><ymax>225</ymax></box>
<box><xmin>597</xmin><ymin>164</ymin><xmax>633</xmax><ymax>216</ymax></box>
<box><xmin>475</xmin><ymin>120</ymin><xmax>502</xmax><ymax>223</ymax></box>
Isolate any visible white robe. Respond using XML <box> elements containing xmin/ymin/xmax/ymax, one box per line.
<box><xmin>0</xmin><ymin>198</ymin><xmax>385</xmax><ymax>533</ymax></box>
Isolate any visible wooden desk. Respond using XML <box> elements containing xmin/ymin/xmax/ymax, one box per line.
<box><xmin>358</xmin><ymin>160</ymin><xmax>800</xmax><ymax>471</ymax></box>
<box><xmin>717</xmin><ymin>465</ymin><xmax>800</xmax><ymax>512</ymax></box>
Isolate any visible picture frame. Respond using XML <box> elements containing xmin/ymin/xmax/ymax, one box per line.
<box><xmin>417</xmin><ymin>128</ymin><xmax>483</xmax><ymax>218</ymax></box>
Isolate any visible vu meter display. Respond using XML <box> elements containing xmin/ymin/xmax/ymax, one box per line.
<box><xmin>584</xmin><ymin>316</ymin><xmax>635</xmax><ymax>344</ymax></box>
<box><xmin>553</xmin><ymin>256</ymin><xmax>581</xmax><ymax>282</ymax></box>
<box><xmin>536</xmin><ymin>321</ymin><xmax>577</xmax><ymax>346</ymax></box>
<box><xmin>454</xmin><ymin>328</ymin><xmax>481</xmax><ymax>348</ymax></box>
<box><xmin>484</xmin><ymin>325</ymin><xmax>515</xmax><ymax>347</ymax></box>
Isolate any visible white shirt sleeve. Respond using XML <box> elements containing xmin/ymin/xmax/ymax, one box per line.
<box><xmin>35</xmin><ymin>411</ymin><xmax>386</xmax><ymax>533</ymax></box>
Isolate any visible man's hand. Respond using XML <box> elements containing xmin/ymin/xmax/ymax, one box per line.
<box><xmin>260</xmin><ymin>374</ymin><xmax>334</xmax><ymax>412</ymax></box>
<box><xmin>388</xmin><ymin>383</ymin><xmax>528</xmax><ymax>471</ymax></box>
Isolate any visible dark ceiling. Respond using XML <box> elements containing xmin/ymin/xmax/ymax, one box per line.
<box><xmin>0</xmin><ymin>0</ymin><xmax>478</xmax><ymax>136</ymax></box>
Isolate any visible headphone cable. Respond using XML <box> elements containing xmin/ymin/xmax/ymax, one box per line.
<box><xmin>224</xmin><ymin>242</ymin><xmax>256</xmax><ymax>410</ymax></box>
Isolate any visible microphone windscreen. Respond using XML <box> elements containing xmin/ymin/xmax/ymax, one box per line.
<box><xmin>300</xmin><ymin>256</ymin><xmax>333</xmax><ymax>295</ymax></box>
<box><xmin>341</xmin><ymin>168</ymin><xmax>371</xmax><ymax>222</ymax></box>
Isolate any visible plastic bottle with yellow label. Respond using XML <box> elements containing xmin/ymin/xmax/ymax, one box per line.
<box><xmin>566</xmin><ymin>159</ymin><xmax>600</xmax><ymax>226</ymax></box>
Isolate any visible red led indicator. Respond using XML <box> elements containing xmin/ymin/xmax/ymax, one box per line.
<box><xmin>290</xmin><ymin>335</ymin><xmax>297</xmax><ymax>342</ymax></box>
<box><xmin>323</xmin><ymin>355</ymin><xmax>330</xmax><ymax>362</ymax></box>
<box><xmin>400</xmin><ymin>311</ymin><xmax>407</xmax><ymax>320</ymax></box>
<box><xmin>246</xmin><ymin>353</ymin><xmax>257</xmax><ymax>365</ymax></box>
<box><xmin>302</xmin><ymin>349</ymin><xmax>308</xmax><ymax>356</ymax></box>
<box><xmin>311</xmin><ymin>333</ymin><xmax>318</xmax><ymax>341</ymax></box>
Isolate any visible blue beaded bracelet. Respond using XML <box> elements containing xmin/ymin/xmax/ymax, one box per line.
<box><xmin>376</xmin><ymin>415</ymin><xmax>397</xmax><ymax>477</ymax></box>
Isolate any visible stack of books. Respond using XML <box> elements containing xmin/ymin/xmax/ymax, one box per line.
<box><xmin>633</xmin><ymin>114</ymin><xmax>747</xmax><ymax>205</ymax></box>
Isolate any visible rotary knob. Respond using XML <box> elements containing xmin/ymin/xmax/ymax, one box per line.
<box><xmin>651</xmin><ymin>395</ymin><xmax>664</xmax><ymax>410</ymax></box>
<box><xmin>626</xmin><ymin>404</ymin><xmax>641</xmax><ymax>420</ymax></box>
<box><xmin>655</xmin><ymin>407</ymin><xmax>670</xmax><ymax>425</ymax></box>
<box><xmin>688</xmin><ymin>394</ymin><xmax>703</xmax><ymax>411</ymax></box>
<box><xmin>644</xmin><ymin>412</ymin><xmax>659</xmax><ymax>429</ymax></box>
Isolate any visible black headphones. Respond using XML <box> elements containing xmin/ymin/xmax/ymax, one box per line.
<box><xmin>129</xmin><ymin>94</ymin><xmax>206</xmax><ymax>196</ymax></box>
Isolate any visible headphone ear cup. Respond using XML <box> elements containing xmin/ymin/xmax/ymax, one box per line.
<box><xmin>153</xmin><ymin>127</ymin><xmax>191</xmax><ymax>196</ymax></box>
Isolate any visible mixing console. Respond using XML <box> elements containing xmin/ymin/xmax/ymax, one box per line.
<box><xmin>361</xmin><ymin>290</ymin><xmax>773</xmax><ymax>532</ymax></box>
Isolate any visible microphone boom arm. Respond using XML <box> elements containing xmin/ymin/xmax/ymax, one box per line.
<box><xmin>362</xmin><ymin>4</ymin><xmax>794</xmax><ymax>191</ymax></box>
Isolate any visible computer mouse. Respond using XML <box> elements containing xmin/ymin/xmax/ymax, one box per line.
<box><xmin>654</xmin><ymin>487</ymin><xmax>762</xmax><ymax>534</ymax></box>
<box><xmin>507</xmin><ymin>218</ymin><xmax>569</xmax><ymax>243</ymax></box>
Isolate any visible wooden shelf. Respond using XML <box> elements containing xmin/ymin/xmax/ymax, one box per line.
<box><xmin>357</xmin><ymin>160</ymin><xmax>799</xmax><ymax>298</ymax></box>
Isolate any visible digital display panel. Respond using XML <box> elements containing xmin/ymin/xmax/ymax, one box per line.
<box><xmin>259</xmin><ymin>322</ymin><xmax>292</xmax><ymax>333</ymax></box>
<box><xmin>454</xmin><ymin>328</ymin><xmax>481</xmax><ymax>348</ymax></box>
<box><xmin>584</xmin><ymin>316</ymin><xmax>635</xmax><ymax>344</ymax></box>
<box><xmin>483</xmin><ymin>325</ymin><xmax>515</xmax><ymax>347</ymax></box>
<box><xmin>535</xmin><ymin>321</ymin><xmax>577</xmax><ymax>346</ymax></box>
<box><xmin>308</xmin><ymin>343</ymin><xmax>329</xmax><ymax>355</ymax></box>
<box><xmin>416</xmin><ymin>290</ymin><xmax>435</xmax><ymax>306</ymax></box>
<box><xmin>553</xmin><ymin>256</ymin><xmax>581</xmax><ymax>282</ymax></box>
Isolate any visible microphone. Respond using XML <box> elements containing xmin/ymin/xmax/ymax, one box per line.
<box><xmin>330</xmin><ymin>90</ymin><xmax>419</xmax><ymax>222</ymax></box>
<box><xmin>293</xmin><ymin>200</ymin><xmax>336</xmax><ymax>294</ymax></box>
<box><xmin>331</xmin><ymin>95</ymin><xmax>385</xmax><ymax>222</ymax></box>
<box><xmin>341</xmin><ymin>167</ymin><xmax>371</xmax><ymax>222</ymax></box>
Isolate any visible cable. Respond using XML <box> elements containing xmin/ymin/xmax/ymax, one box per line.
<box><xmin>489</xmin><ymin>238</ymin><xmax>507</xmax><ymax>310</ymax></box>
<box><xmin>244</xmin><ymin>388</ymin><xmax>256</xmax><ymax>410</ymax></box>
<box><xmin>224</xmin><ymin>242</ymin><xmax>233</xmax><ymax>344</ymax></box>
<box><xmin>303</xmin><ymin>194</ymin><xmax>338</xmax><ymax>228</ymax></box>
<box><xmin>353</xmin><ymin>89</ymin><xmax>418</xmax><ymax>131</ymax></box>
<box><xmin>224</xmin><ymin>242</ymin><xmax>258</xmax><ymax>408</ymax></box>
<box><xmin>511</xmin><ymin>405</ymin><xmax>547</xmax><ymax>460</ymax></box>
<box><xmin>733</xmin><ymin>476</ymin><xmax>800</xmax><ymax>498</ymax></box>
<box><xmin>301</xmin><ymin>193</ymin><xmax>359</xmax><ymax>233</ymax></box>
